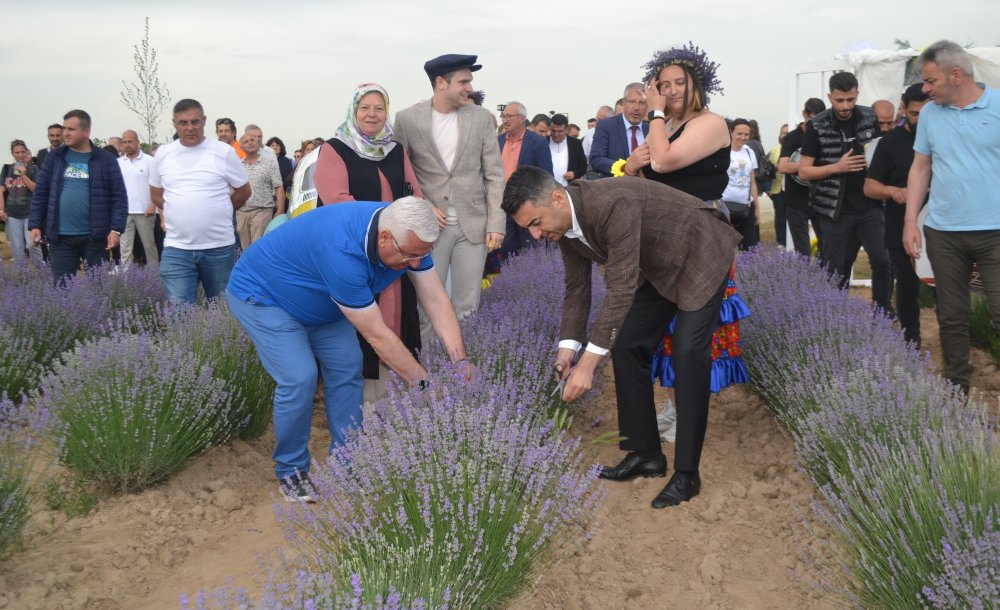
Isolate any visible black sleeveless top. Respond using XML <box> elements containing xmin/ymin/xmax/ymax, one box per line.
<box><xmin>642</xmin><ymin>122</ymin><xmax>729</xmax><ymax>201</ymax></box>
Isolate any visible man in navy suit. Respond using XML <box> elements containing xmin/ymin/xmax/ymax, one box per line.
<box><xmin>589</xmin><ymin>83</ymin><xmax>649</xmax><ymax>179</ymax></box>
<box><xmin>497</xmin><ymin>101</ymin><xmax>552</xmax><ymax>253</ymax></box>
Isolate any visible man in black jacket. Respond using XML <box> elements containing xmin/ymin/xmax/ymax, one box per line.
<box><xmin>778</xmin><ymin>98</ymin><xmax>826</xmax><ymax>257</ymax></box>
<box><xmin>864</xmin><ymin>84</ymin><xmax>930</xmax><ymax>347</ymax></box>
<box><xmin>799</xmin><ymin>72</ymin><xmax>892</xmax><ymax>312</ymax></box>
<box><xmin>548</xmin><ymin>114</ymin><xmax>587</xmax><ymax>186</ymax></box>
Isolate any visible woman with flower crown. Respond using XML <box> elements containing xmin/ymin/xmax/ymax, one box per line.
<box><xmin>621</xmin><ymin>43</ymin><xmax>750</xmax><ymax>445</ymax></box>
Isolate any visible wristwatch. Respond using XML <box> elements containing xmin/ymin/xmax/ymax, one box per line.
<box><xmin>647</xmin><ymin>110</ymin><xmax>666</xmax><ymax>122</ymax></box>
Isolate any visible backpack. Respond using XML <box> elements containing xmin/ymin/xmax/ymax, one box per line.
<box><xmin>753</xmin><ymin>143</ymin><xmax>776</xmax><ymax>185</ymax></box>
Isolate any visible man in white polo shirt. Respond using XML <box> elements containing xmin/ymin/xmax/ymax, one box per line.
<box><xmin>150</xmin><ymin>99</ymin><xmax>251</xmax><ymax>303</ymax></box>
<box><xmin>903</xmin><ymin>40</ymin><xmax>1000</xmax><ymax>393</ymax></box>
<box><xmin>117</xmin><ymin>130</ymin><xmax>158</xmax><ymax>266</ymax></box>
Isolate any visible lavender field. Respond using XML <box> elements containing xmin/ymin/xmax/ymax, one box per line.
<box><xmin>1</xmin><ymin>244</ymin><xmax>997</xmax><ymax>609</ymax></box>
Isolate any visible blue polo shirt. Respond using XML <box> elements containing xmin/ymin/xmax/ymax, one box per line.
<box><xmin>227</xmin><ymin>201</ymin><xmax>434</xmax><ymax>326</ymax></box>
<box><xmin>915</xmin><ymin>86</ymin><xmax>1000</xmax><ymax>231</ymax></box>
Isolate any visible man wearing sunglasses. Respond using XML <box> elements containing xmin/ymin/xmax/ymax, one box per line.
<box><xmin>226</xmin><ymin>195</ymin><xmax>470</xmax><ymax>503</ymax></box>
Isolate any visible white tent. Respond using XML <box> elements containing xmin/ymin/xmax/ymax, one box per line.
<box><xmin>788</xmin><ymin>46</ymin><xmax>1000</xmax><ymax>127</ymax></box>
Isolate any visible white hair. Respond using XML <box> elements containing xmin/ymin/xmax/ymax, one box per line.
<box><xmin>623</xmin><ymin>82</ymin><xmax>644</xmax><ymax>98</ymax></box>
<box><xmin>919</xmin><ymin>40</ymin><xmax>974</xmax><ymax>76</ymax></box>
<box><xmin>506</xmin><ymin>101</ymin><xmax>526</xmax><ymax>116</ymax></box>
<box><xmin>379</xmin><ymin>196</ymin><xmax>440</xmax><ymax>243</ymax></box>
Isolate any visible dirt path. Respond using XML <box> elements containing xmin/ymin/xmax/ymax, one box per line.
<box><xmin>2</xmin><ymin>306</ymin><xmax>996</xmax><ymax>609</ymax></box>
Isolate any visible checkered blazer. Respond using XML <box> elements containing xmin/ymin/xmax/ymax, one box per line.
<box><xmin>560</xmin><ymin>179</ymin><xmax>741</xmax><ymax>348</ymax></box>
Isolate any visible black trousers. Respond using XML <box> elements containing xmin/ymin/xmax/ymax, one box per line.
<box><xmin>820</xmin><ymin>207</ymin><xmax>893</xmax><ymax>312</ymax></box>
<box><xmin>610</xmin><ymin>276</ymin><xmax>727</xmax><ymax>472</ymax></box>
<box><xmin>786</xmin><ymin>206</ymin><xmax>823</xmax><ymax>258</ymax></box>
<box><xmin>888</xmin><ymin>246</ymin><xmax>921</xmax><ymax>346</ymax></box>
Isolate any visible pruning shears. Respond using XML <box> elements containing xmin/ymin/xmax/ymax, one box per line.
<box><xmin>551</xmin><ymin>362</ymin><xmax>567</xmax><ymax>399</ymax></box>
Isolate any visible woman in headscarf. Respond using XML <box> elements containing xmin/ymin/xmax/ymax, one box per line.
<box><xmin>314</xmin><ymin>83</ymin><xmax>427</xmax><ymax>402</ymax></box>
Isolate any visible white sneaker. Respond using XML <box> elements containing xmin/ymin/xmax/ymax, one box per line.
<box><xmin>657</xmin><ymin>400</ymin><xmax>677</xmax><ymax>443</ymax></box>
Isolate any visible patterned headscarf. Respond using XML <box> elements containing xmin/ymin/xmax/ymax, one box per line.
<box><xmin>334</xmin><ymin>83</ymin><xmax>397</xmax><ymax>161</ymax></box>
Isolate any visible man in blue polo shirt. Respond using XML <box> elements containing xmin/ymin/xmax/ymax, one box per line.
<box><xmin>902</xmin><ymin>40</ymin><xmax>1000</xmax><ymax>394</ymax></box>
<box><xmin>227</xmin><ymin>196</ymin><xmax>471</xmax><ymax>502</ymax></box>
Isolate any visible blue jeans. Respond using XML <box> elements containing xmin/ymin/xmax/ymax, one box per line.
<box><xmin>4</xmin><ymin>216</ymin><xmax>44</xmax><ymax>270</ymax></box>
<box><xmin>159</xmin><ymin>245</ymin><xmax>234</xmax><ymax>304</ymax></box>
<box><xmin>50</xmin><ymin>234</ymin><xmax>108</xmax><ymax>285</ymax></box>
<box><xmin>226</xmin><ymin>290</ymin><xmax>364</xmax><ymax>479</ymax></box>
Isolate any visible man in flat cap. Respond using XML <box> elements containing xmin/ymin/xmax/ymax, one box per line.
<box><xmin>393</xmin><ymin>54</ymin><xmax>505</xmax><ymax>342</ymax></box>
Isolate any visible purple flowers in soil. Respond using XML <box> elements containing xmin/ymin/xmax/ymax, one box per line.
<box><xmin>162</xmin><ymin>300</ymin><xmax>276</xmax><ymax>439</ymax></box>
<box><xmin>0</xmin><ymin>262</ymin><xmax>167</xmax><ymax>384</ymax></box>
<box><xmin>0</xmin><ymin>395</ymin><xmax>53</xmax><ymax>558</ymax></box>
<box><xmin>189</xmin><ymin>244</ymin><xmax>608</xmax><ymax>608</ymax></box>
<box><xmin>36</xmin><ymin>333</ymin><xmax>238</xmax><ymax>493</ymax></box>
<box><xmin>736</xmin><ymin>244</ymin><xmax>1000</xmax><ymax>608</ymax></box>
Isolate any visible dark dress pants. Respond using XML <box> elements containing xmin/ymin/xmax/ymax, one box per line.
<box><xmin>888</xmin><ymin>246</ymin><xmax>921</xmax><ymax>347</ymax></box>
<box><xmin>819</xmin><ymin>207</ymin><xmax>893</xmax><ymax>311</ymax></box>
<box><xmin>50</xmin><ymin>234</ymin><xmax>108</xmax><ymax>285</ymax></box>
<box><xmin>786</xmin><ymin>206</ymin><xmax>813</xmax><ymax>257</ymax></box>
<box><xmin>611</xmin><ymin>276</ymin><xmax>728</xmax><ymax>473</ymax></box>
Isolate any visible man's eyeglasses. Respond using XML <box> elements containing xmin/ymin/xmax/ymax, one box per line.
<box><xmin>391</xmin><ymin>234</ymin><xmax>428</xmax><ymax>263</ymax></box>
<box><xmin>500</xmin><ymin>113</ymin><xmax>523</xmax><ymax>120</ymax></box>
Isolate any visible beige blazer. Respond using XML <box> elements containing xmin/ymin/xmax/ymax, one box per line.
<box><xmin>560</xmin><ymin>179</ymin><xmax>741</xmax><ymax>349</ymax></box>
<box><xmin>393</xmin><ymin>100</ymin><xmax>505</xmax><ymax>244</ymax></box>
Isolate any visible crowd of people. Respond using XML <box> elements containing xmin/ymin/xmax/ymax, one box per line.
<box><xmin>1</xmin><ymin>39</ymin><xmax>997</xmax><ymax>510</ymax></box>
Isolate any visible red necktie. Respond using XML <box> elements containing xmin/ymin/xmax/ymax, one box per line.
<box><xmin>630</xmin><ymin>125</ymin><xmax>639</xmax><ymax>152</ymax></box>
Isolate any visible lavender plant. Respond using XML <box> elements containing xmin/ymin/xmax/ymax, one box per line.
<box><xmin>923</xmin><ymin>503</ymin><xmax>1000</xmax><ymax>609</ymax></box>
<box><xmin>0</xmin><ymin>270</ymin><xmax>112</xmax><ymax>370</ymax></box>
<box><xmin>162</xmin><ymin>301</ymin><xmax>275</xmax><ymax>439</ymax></box>
<box><xmin>0</xmin><ymin>397</ymin><xmax>53</xmax><ymax>558</ymax></box>
<box><xmin>36</xmin><ymin>333</ymin><xmax>238</xmax><ymax>493</ymax></box>
<box><xmin>736</xmin><ymin>244</ymin><xmax>1000</xmax><ymax>609</ymax></box>
<box><xmin>261</xmin><ymin>247</ymin><xmax>607</xmax><ymax>608</ymax></box>
<box><xmin>183</xmin><ymin>564</ymin><xmax>444</xmax><ymax>609</ymax></box>
<box><xmin>0</xmin><ymin>325</ymin><xmax>42</xmax><ymax>401</ymax></box>
<box><xmin>276</xmin><ymin>361</ymin><xmax>605</xmax><ymax>608</ymax></box>
<box><xmin>811</xmin><ymin>425</ymin><xmax>998</xmax><ymax>609</ymax></box>
<box><xmin>0</xmin><ymin>262</ymin><xmax>166</xmax><ymax>377</ymax></box>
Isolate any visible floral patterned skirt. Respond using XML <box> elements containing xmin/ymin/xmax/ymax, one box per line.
<box><xmin>651</xmin><ymin>263</ymin><xmax>750</xmax><ymax>393</ymax></box>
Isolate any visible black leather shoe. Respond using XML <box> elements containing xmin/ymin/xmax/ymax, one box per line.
<box><xmin>598</xmin><ymin>453</ymin><xmax>667</xmax><ymax>482</ymax></box>
<box><xmin>651</xmin><ymin>471</ymin><xmax>701</xmax><ymax>508</ymax></box>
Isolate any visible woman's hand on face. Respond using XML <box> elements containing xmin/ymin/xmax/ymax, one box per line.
<box><xmin>644</xmin><ymin>79</ymin><xmax>666</xmax><ymax>113</ymax></box>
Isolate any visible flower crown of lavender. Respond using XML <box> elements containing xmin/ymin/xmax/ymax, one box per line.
<box><xmin>642</xmin><ymin>42</ymin><xmax>723</xmax><ymax>99</ymax></box>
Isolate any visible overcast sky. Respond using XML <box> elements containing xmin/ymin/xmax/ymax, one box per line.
<box><xmin>1</xmin><ymin>0</ymin><xmax>996</xmax><ymax>160</ymax></box>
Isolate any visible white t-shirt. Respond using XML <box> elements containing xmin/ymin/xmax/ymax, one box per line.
<box><xmin>550</xmin><ymin>139</ymin><xmax>570</xmax><ymax>186</ymax></box>
<box><xmin>582</xmin><ymin>128</ymin><xmax>595</xmax><ymax>158</ymax></box>
<box><xmin>149</xmin><ymin>138</ymin><xmax>249</xmax><ymax>249</ymax></box>
<box><xmin>722</xmin><ymin>146</ymin><xmax>757</xmax><ymax>204</ymax></box>
<box><xmin>118</xmin><ymin>150</ymin><xmax>155</xmax><ymax>214</ymax></box>
<box><xmin>431</xmin><ymin>109</ymin><xmax>459</xmax><ymax>221</ymax></box>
